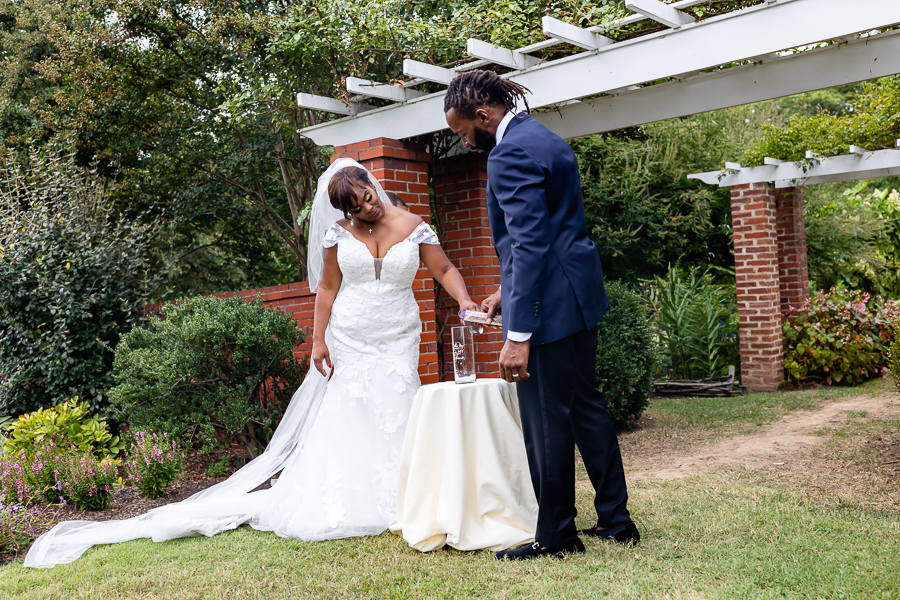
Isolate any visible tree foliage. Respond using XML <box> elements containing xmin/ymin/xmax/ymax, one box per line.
<box><xmin>0</xmin><ymin>147</ymin><xmax>158</xmax><ymax>419</ymax></box>
<box><xmin>574</xmin><ymin>106</ymin><xmax>777</xmax><ymax>283</ymax></box>
<box><xmin>803</xmin><ymin>181</ymin><xmax>900</xmax><ymax>296</ymax></box>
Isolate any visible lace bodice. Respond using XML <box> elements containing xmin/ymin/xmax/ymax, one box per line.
<box><xmin>324</xmin><ymin>221</ymin><xmax>439</xmax><ymax>285</ymax></box>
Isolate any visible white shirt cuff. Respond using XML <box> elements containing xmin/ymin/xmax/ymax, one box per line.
<box><xmin>507</xmin><ymin>330</ymin><xmax>532</xmax><ymax>342</ymax></box>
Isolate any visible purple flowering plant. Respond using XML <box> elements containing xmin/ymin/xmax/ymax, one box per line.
<box><xmin>0</xmin><ymin>502</ymin><xmax>59</xmax><ymax>554</ymax></box>
<box><xmin>54</xmin><ymin>452</ymin><xmax>118</xmax><ymax>511</ymax></box>
<box><xmin>783</xmin><ymin>288</ymin><xmax>900</xmax><ymax>386</ymax></box>
<box><xmin>125</xmin><ymin>431</ymin><xmax>185</xmax><ymax>499</ymax></box>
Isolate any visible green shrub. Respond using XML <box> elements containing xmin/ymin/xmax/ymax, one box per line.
<box><xmin>204</xmin><ymin>455</ymin><xmax>233</xmax><ymax>478</ymax></box>
<box><xmin>108</xmin><ymin>295</ymin><xmax>307</xmax><ymax>457</ymax></box>
<box><xmin>0</xmin><ymin>147</ymin><xmax>158</xmax><ymax>420</ymax></box>
<box><xmin>783</xmin><ymin>288</ymin><xmax>900</xmax><ymax>387</ymax></box>
<box><xmin>596</xmin><ymin>282</ymin><xmax>661</xmax><ymax>424</ymax></box>
<box><xmin>647</xmin><ymin>265</ymin><xmax>740</xmax><ymax>380</ymax></box>
<box><xmin>125</xmin><ymin>431</ymin><xmax>185</xmax><ymax>499</ymax></box>
<box><xmin>4</xmin><ymin>399</ymin><xmax>125</xmax><ymax>459</ymax></box>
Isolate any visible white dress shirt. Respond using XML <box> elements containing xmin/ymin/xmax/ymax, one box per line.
<box><xmin>494</xmin><ymin>112</ymin><xmax>531</xmax><ymax>344</ymax></box>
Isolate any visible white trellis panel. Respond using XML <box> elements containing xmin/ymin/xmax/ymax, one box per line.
<box><xmin>689</xmin><ymin>146</ymin><xmax>900</xmax><ymax>188</ymax></box>
<box><xmin>298</xmin><ymin>0</ymin><xmax>900</xmax><ymax>146</ymax></box>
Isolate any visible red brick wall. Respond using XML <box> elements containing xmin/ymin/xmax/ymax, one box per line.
<box><xmin>731</xmin><ymin>183</ymin><xmax>784</xmax><ymax>391</ymax></box>
<box><xmin>331</xmin><ymin>138</ymin><xmax>441</xmax><ymax>384</ymax></box>
<box><xmin>774</xmin><ymin>187</ymin><xmax>810</xmax><ymax>314</ymax></box>
<box><xmin>433</xmin><ymin>153</ymin><xmax>502</xmax><ymax>379</ymax></box>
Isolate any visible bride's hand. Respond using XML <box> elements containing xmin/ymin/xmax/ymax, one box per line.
<box><xmin>459</xmin><ymin>300</ymin><xmax>479</xmax><ymax>323</ymax></box>
<box><xmin>312</xmin><ymin>340</ymin><xmax>333</xmax><ymax>379</ymax></box>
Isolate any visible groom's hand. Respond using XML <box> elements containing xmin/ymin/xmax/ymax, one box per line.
<box><xmin>499</xmin><ymin>339</ymin><xmax>530</xmax><ymax>383</ymax></box>
<box><xmin>481</xmin><ymin>288</ymin><xmax>502</xmax><ymax>322</ymax></box>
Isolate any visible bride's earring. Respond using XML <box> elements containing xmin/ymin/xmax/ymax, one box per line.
<box><xmin>350</xmin><ymin>217</ymin><xmax>355</xmax><ymax>226</ymax></box>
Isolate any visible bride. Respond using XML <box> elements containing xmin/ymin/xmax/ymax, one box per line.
<box><xmin>25</xmin><ymin>158</ymin><xmax>478</xmax><ymax>568</ymax></box>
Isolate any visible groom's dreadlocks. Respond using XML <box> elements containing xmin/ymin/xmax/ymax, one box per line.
<box><xmin>444</xmin><ymin>70</ymin><xmax>531</xmax><ymax>117</ymax></box>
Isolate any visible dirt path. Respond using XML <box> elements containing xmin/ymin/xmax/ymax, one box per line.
<box><xmin>625</xmin><ymin>393</ymin><xmax>900</xmax><ymax>481</ymax></box>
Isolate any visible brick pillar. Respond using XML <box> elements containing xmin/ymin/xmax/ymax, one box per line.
<box><xmin>731</xmin><ymin>183</ymin><xmax>784</xmax><ymax>392</ymax></box>
<box><xmin>774</xmin><ymin>186</ymin><xmax>810</xmax><ymax>315</ymax></box>
<box><xmin>332</xmin><ymin>138</ymin><xmax>440</xmax><ymax>384</ymax></box>
<box><xmin>433</xmin><ymin>153</ymin><xmax>502</xmax><ymax>380</ymax></box>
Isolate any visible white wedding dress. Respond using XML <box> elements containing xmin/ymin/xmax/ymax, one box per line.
<box><xmin>24</xmin><ymin>219</ymin><xmax>440</xmax><ymax>568</ymax></box>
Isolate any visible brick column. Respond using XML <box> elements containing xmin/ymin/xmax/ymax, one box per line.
<box><xmin>731</xmin><ymin>183</ymin><xmax>784</xmax><ymax>392</ymax></box>
<box><xmin>332</xmin><ymin>138</ymin><xmax>440</xmax><ymax>384</ymax></box>
<box><xmin>433</xmin><ymin>153</ymin><xmax>502</xmax><ymax>379</ymax></box>
<box><xmin>774</xmin><ymin>186</ymin><xmax>810</xmax><ymax>314</ymax></box>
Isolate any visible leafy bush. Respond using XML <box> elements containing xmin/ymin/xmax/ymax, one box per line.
<box><xmin>596</xmin><ymin>282</ymin><xmax>661</xmax><ymax>423</ymax></box>
<box><xmin>648</xmin><ymin>266</ymin><xmax>740</xmax><ymax>380</ymax></box>
<box><xmin>125</xmin><ymin>431</ymin><xmax>185</xmax><ymax>499</ymax></box>
<box><xmin>109</xmin><ymin>296</ymin><xmax>307</xmax><ymax>457</ymax></box>
<box><xmin>4</xmin><ymin>399</ymin><xmax>125</xmax><ymax>459</ymax></box>
<box><xmin>783</xmin><ymin>289</ymin><xmax>900</xmax><ymax>387</ymax></box>
<box><xmin>204</xmin><ymin>455</ymin><xmax>233</xmax><ymax>478</ymax></box>
<box><xmin>0</xmin><ymin>147</ymin><xmax>158</xmax><ymax>420</ymax></box>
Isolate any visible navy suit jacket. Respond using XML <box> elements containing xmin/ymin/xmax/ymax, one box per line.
<box><xmin>486</xmin><ymin>113</ymin><xmax>609</xmax><ymax>347</ymax></box>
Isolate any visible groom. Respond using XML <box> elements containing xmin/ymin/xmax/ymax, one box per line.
<box><xmin>444</xmin><ymin>70</ymin><xmax>639</xmax><ymax>560</ymax></box>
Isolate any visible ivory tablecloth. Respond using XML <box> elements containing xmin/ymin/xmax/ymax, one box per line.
<box><xmin>391</xmin><ymin>379</ymin><xmax>538</xmax><ymax>552</ymax></box>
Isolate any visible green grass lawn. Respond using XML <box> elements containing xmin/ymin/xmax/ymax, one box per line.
<box><xmin>2</xmin><ymin>381</ymin><xmax>897</xmax><ymax>599</ymax></box>
<box><xmin>647</xmin><ymin>378</ymin><xmax>887</xmax><ymax>432</ymax></box>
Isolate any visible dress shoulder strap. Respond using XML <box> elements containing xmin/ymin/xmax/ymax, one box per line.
<box><xmin>407</xmin><ymin>221</ymin><xmax>440</xmax><ymax>245</ymax></box>
<box><xmin>323</xmin><ymin>222</ymin><xmax>352</xmax><ymax>248</ymax></box>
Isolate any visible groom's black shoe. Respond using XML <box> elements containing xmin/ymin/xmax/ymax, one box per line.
<box><xmin>580</xmin><ymin>521</ymin><xmax>640</xmax><ymax>546</ymax></box>
<box><xmin>495</xmin><ymin>539</ymin><xmax>585</xmax><ymax>561</ymax></box>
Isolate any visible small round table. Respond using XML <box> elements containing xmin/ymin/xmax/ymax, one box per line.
<box><xmin>391</xmin><ymin>379</ymin><xmax>538</xmax><ymax>552</ymax></box>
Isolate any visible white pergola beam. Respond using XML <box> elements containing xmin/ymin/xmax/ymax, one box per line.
<box><xmin>298</xmin><ymin>0</ymin><xmax>900</xmax><ymax>147</ymax></box>
<box><xmin>764</xmin><ymin>157</ymin><xmax>786</xmax><ymax>165</ymax></box>
<box><xmin>541</xmin><ymin>16</ymin><xmax>614</xmax><ymax>50</ymax></box>
<box><xmin>689</xmin><ymin>147</ymin><xmax>900</xmax><ymax>188</ymax></box>
<box><xmin>849</xmin><ymin>144</ymin><xmax>869</xmax><ymax>155</ymax></box>
<box><xmin>535</xmin><ymin>28</ymin><xmax>900</xmax><ymax>140</ymax></box>
<box><xmin>296</xmin><ymin>93</ymin><xmax>372</xmax><ymax>116</ymax></box>
<box><xmin>466</xmin><ymin>39</ymin><xmax>541</xmax><ymax>70</ymax></box>
<box><xmin>402</xmin><ymin>60</ymin><xmax>455</xmax><ymax>85</ymax></box>
<box><xmin>625</xmin><ymin>0</ymin><xmax>696</xmax><ymax>29</ymax></box>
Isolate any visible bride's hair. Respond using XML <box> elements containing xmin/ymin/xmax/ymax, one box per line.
<box><xmin>443</xmin><ymin>70</ymin><xmax>531</xmax><ymax>118</ymax></box>
<box><xmin>328</xmin><ymin>166</ymin><xmax>372</xmax><ymax>217</ymax></box>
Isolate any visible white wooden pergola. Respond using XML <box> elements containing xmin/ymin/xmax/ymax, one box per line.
<box><xmin>296</xmin><ymin>0</ymin><xmax>900</xmax><ymax>147</ymax></box>
<box><xmin>293</xmin><ymin>0</ymin><xmax>900</xmax><ymax>391</ymax></box>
